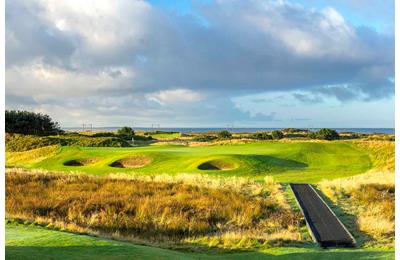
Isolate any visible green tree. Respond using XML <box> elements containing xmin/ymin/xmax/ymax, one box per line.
<box><xmin>117</xmin><ymin>126</ymin><xmax>135</xmax><ymax>139</ymax></box>
<box><xmin>315</xmin><ymin>128</ymin><xmax>340</xmax><ymax>140</ymax></box>
<box><xmin>218</xmin><ymin>130</ymin><xmax>232</xmax><ymax>139</ymax></box>
<box><xmin>271</xmin><ymin>130</ymin><xmax>284</xmax><ymax>140</ymax></box>
<box><xmin>5</xmin><ymin>110</ymin><xmax>61</xmax><ymax>135</ymax></box>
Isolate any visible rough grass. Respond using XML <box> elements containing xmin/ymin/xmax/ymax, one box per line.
<box><xmin>319</xmin><ymin>172</ymin><xmax>394</xmax><ymax>248</ymax></box>
<box><xmin>351</xmin><ymin>141</ymin><xmax>394</xmax><ymax>172</ymax></box>
<box><xmin>6</xmin><ymin>170</ymin><xmax>302</xmax><ymax>249</ymax></box>
<box><xmin>6</xmin><ymin>145</ymin><xmax>61</xmax><ymax>166</ymax></box>
<box><xmin>6</xmin><ymin>133</ymin><xmax>130</xmax><ymax>152</ymax></box>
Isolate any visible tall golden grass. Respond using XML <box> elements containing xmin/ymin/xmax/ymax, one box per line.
<box><xmin>319</xmin><ymin>172</ymin><xmax>394</xmax><ymax>248</ymax></box>
<box><xmin>6</xmin><ymin>170</ymin><xmax>302</xmax><ymax>249</ymax></box>
<box><xmin>351</xmin><ymin>141</ymin><xmax>394</xmax><ymax>172</ymax></box>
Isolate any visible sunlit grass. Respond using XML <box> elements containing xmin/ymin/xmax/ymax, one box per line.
<box><xmin>6</xmin><ymin>170</ymin><xmax>302</xmax><ymax>249</ymax></box>
<box><xmin>6</xmin><ymin>141</ymin><xmax>376</xmax><ymax>183</ymax></box>
<box><xmin>319</xmin><ymin>172</ymin><xmax>394</xmax><ymax>248</ymax></box>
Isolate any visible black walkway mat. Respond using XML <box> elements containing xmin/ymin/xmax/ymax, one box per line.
<box><xmin>290</xmin><ymin>184</ymin><xmax>356</xmax><ymax>247</ymax></box>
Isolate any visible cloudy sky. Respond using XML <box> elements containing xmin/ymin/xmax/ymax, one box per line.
<box><xmin>5</xmin><ymin>0</ymin><xmax>394</xmax><ymax>128</ymax></box>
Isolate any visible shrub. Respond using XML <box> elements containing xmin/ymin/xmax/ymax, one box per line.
<box><xmin>193</xmin><ymin>135</ymin><xmax>218</xmax><ymax>142</ymax></box>
<box><xmin>252</xmin><ymin>132</ymin><xmax>272</xmax><ymax>140</ymax></box>
<box><xmin>5</xmin><ymin>110</ymin><xmax>62</xmax><ymax>135</ymax></box>
<box><xmin>217</xmin><ymin>130</ymin><xmax>232</xmax><ymax>139</ymax></box>
<box><xmin>92</xmin><ymin>132</ymin><xmax>118</xmax><ymax>137</ymax></box>
<box><xmin>5</xmin><ymin>133</ymin><xmax>61</xmax><ymax>152</ymax></box>
<box><xmin>315</xmin><ymin>128</ymin><xmax>339</xmax><ymax>140</ymax></box>
<box><xmin>282</xmin><ymin>128</ymin><xmax>309</xmax><ymax>133</ymax></box>
<box><xmin>117</xmin><ymin>126</ymin><xmax>135</xmax><ymax>140</ymax></box>
<box><xmin>271</xmin><ymin>130</ymin><xmax>284</xmax><ymax>140</ymax></box>
<box><xmin>307</xmin><ymin>132</ymin><xmax>317</xmax><ymax>139</ymax></box>
<box><xmin>5</xmin><ymin>133</ymin><xmax>130</xmax><ymax>152</ymax></box>
<box><xmin>132</xmin><ymin>135</ymin><xmax>153</xmax><ymax>141</ymax></box>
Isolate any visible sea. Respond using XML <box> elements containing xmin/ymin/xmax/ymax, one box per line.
<box><xmin>63</xmin><ymin>127</ymin><xmax>395</xmax><ymax>134</ymax></box>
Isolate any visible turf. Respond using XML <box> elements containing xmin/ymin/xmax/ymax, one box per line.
<box><xmin>6</xmin><ymin>141</ymin><xmax>373</xmax><ymax>183</ymax></box>
<box><xmin>6</xmin><ymin>223</ymin><xmax>394</xmax><ymax>260</ymax></box>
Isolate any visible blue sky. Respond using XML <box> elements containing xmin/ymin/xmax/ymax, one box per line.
<box><xmin>5</xmin><ymin>0</ymin><xmax>394</xmax><ymax>128</ymax></box>
<box><xmin>149</xmin><ymin>0</ymin><xmax>394</xmax><ymax>33</ymax></box>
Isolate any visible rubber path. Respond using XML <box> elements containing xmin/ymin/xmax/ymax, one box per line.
<box><xmin>290</xmin><ymin>184</ymin><xmax>355</xmax><ymax>247</ymax></box>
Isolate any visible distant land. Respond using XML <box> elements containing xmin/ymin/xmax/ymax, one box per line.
<box><xmin>62</xmin><ymin>127</ymin><xmax>394</xmax><ymax>134</ymax></box>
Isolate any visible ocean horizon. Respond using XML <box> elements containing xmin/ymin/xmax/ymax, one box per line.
<box><xmin>62</xmin><ymin>127</ymin><xmax>395</xmax><ymax>134</ymax></box>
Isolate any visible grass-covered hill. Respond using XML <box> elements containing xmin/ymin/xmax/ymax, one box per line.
<box><xmin>6</xmin><ymin>141</ymin><xmax>378</xmax><ymax>183</ymax></box>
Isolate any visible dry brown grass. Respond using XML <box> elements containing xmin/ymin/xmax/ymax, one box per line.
<box><xmin>319</xmin><ymin>172</ymin><xmax>394</xmax><ymax>248</ymax></box>
<box><xmin>6</xmin><ymin>171</ymin><xmax>302</xmax><ymax>249</ymax></box>
<box><xmin>110</xmin><ymin>155</ymin><xmax>152</xmax><ymax>168</ymax></box>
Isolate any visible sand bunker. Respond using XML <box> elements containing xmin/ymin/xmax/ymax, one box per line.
<box><xmin>64</xmin><ymin>158</ymin><xmax>99</xmax><ymax>166</ymax></box>
<box><xmin>198</xmin><ymin>159</ymin><xmax>237</xmax><ymax>171</ymax></box>
<box><xmin>110</xmin><ymin>155</ymin><xmax>152</xmax><ymax>168</ymax></box>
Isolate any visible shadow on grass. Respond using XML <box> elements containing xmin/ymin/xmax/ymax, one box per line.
<box><xmin>238</xmin><ymin>155</ymin><xmax>308</xmax><ymax>171</ymax></box>
<box><xmin>311</xmin><ymin>186</ymin><xmax>374</xmax><ymax>247</ymax></box>
<box><xmin>6</xmin><ymin>246</ymin><xmax>394</xmax><ymax>260</ymax></box>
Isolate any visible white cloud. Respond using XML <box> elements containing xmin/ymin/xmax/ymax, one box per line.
<box><xmin>39</xmin><ymin>0</ymin><xmax>151</xmax><ymax>50</ymax></box>
<box><xmin>146</xmin><ymin>89</ymin><xmax>204</xmax><ymax>105</ymax></box>
<box><xmin>6</xmin><ymin>60</ymin><xmax>136</xmax><ymax>98</ymax></box>
<box><xmin>5</xmin><ymin>0</ymin><xmax>394</xmax><ymax>126</ymax></box>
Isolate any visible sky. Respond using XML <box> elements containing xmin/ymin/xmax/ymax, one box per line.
<box><xmin>5</xmin><ymin>0</ymin><xmax>394</xmax><ymax>128</ymax></box>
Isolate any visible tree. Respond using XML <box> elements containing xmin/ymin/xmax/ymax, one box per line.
<box><xmin>218</xmin><ymin>130</ymin><xmax>232</xmax><ymax>139</ymax></box>
<box><xmin>315</xmin><ymin>128</ymin><xmax>340</xmax><ymax>140</ymax></box>
<box><xmin>271</xmin><ymin>130</ymin><xmax>284</xmax><ymax>140</ymax></box>
<box><xmin>5</xmin><ymin>110</ymin><xmax>61</xmax><ymax>135</ymax></box>
<box><xmin>117</xmin><ymin>126</ymin><xmax>135</xmax><ymax>139</ymax></box>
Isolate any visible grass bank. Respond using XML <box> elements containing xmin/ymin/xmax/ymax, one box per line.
<box><xmin>6</xmin><ymin>141</ymin><xmax>375</xmax><ymax>183</ymax></box>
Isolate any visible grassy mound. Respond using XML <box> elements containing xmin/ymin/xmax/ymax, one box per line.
<box><xmin>110</xmin><ymin>155</ymin><xmax>153</xmax><ymax>168</ymax></box>
<box><xmin>6</xmin><ymin>142</ymin><xmax>375</xmax><ymax>183</ymax></box>
<box><xmin>351</xmin><ymin>141</ymin><xmax>394</xmax><ymax>172</ymax></box>
<box><xmin>198</xmin><ymin>159</ymin><xmax>238</xmax><ymax>170</ymax></box>
<box><xmin>6</xmin><ymin>145</ymin><xmax>60</xmax><ymax>166</ymax></box>
<box><xmin>63</xmin><ymin>158</ymin><xmax>99</xmax><ymax>166</ymax></box>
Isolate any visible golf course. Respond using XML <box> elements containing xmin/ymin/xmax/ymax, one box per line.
<box><xmin>4</xmin><ymin>115</ymin><xmax>395</xmax><ymax>260</ymax></box>
<box><xmin>7</xmin><ymin>141</ymin><xmax>374</xmax><ymax>183</ymax></box>
<box><xmin>5</xmin><ymin>129</ymin><xmax>395</xmax><ymax>259</ymax></box>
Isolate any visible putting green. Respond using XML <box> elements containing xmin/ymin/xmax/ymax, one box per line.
<box><xmin>7</xmin><ymin>141</ymin><xmax>373</xmax><ymax>183</ymax></box>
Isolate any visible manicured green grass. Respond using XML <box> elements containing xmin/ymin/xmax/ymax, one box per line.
<box><xmin>7</xmin><ymin>141</ymin><xmax>373</xmax><ymax>183</ymax></box>
<box><xmin>6</xmin><ymin>223</ymin><xmax>393</xmax><ymax>259</ymax></box>
<box><xmin>149</xmin><ymin>132</ymin><xmax>181</xmax><ymax>139</ymax></box>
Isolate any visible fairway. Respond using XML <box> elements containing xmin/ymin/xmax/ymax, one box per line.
<box><xmin>7</xmin><ymin>141</ymin><xmax>373</xmax><ymax>183</ymax></box>
<box><xmin>6</xmin><ymin>223</ymin><xmax>394</xmax><ymax>260</ymax></box>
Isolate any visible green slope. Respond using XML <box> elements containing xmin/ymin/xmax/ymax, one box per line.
<box><xmin>6</xmin><ymin>223</ymin><xmax>393</xmax><ymax>260</ymax></box>
<box><xmin>6</xmin><ymin>141</ymin><xmax>372</xmax><ymax>183</ymax></box>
